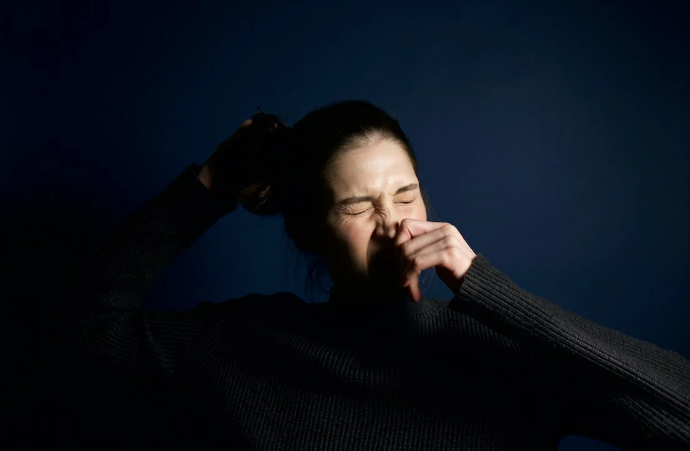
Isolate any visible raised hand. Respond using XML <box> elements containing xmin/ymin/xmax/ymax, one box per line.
<box><xmin>394</xmin><ymin>218</ymin><xmax>477</xmax><ymax>302</ymax></box>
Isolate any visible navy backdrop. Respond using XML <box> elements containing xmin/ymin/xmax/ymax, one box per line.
<box><xmin>3</xmin><ymin>1</ymin><xmax>689</xmax><ymax>449</ymax></box>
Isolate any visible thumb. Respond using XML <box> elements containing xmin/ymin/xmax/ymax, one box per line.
<box><xmin>405</xmin><ymin>272</ymin><xmax>421</xmax><ymax>303</ymax></box>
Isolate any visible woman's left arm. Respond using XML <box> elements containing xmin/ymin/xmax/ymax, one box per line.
<box><xmin>449</xmin><ymin>254</ymin><xmax>690</xmax><ymax>450</ymax></box>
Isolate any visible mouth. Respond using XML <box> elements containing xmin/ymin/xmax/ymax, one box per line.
<box><xmin>368</xmin><ymin>247</ymin><xmax>402</xmax><ymax>284</ymax></box>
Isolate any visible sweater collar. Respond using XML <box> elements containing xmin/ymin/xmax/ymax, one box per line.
<box><xmin>327</xmin><ymin>284</ymin><xmax>412</xmax><ymax>306</ymax></box>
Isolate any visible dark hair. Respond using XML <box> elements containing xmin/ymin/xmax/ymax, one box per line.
<box><xmin>241</xmin><ymin>100</ymin><xmax>439</xmax><ymax>302</ymax></box>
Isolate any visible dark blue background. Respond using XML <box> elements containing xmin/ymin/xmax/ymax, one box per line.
<box><xmin>3</xmin><ymin>1</ymin><xmax>689</xmax><ymax>449</ymax></box>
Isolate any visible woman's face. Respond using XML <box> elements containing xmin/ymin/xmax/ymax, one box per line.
<box><xmin>320</xmin><ymin>139</ymin><xmax>427</xmax><ymax>300</ymax></box>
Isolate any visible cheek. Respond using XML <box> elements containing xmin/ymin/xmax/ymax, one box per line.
<box><xmin>339</xmin><ymin>223</ymin><xmax>373</xmax><ymax>263</ymax></box>
<box><xmin>406</xmin><ymin>200</ymin><xmax>427</xmax><ymax>221</ymax></box>
<box><xmin>416</xmin><ymin>203</ymin><xmax>427</xmax><ymax>221</ymax></box>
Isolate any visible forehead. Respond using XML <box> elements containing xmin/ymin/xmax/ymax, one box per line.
<box><xmin>325</xmin><ymin>140</ymin><xmax>416</xmax><ymax>193</ymax></box>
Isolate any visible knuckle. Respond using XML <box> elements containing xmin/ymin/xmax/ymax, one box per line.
<box><xmin>413</xmin><ymin>255</ymin><xmax>423</xmax><ymax>268</ymax></box>
<box><xmin>450</xmin><ymin>247</ymin><xmax>462</xmax><ymax>259</ymax></box>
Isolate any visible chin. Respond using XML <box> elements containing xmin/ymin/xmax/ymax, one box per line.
<box><xmin>363</xmin><ymin>273</ymin><xmax>406</xmax><ymax>300</ymax></box>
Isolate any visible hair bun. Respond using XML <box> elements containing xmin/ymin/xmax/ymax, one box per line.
<box><xmin>240</xmin><ymin>112</ymin><xmax>291</xmax><ymax>216</ymax></box>
<box><xmin>251</xmin><ymin>111</ymin><xmax>288</xmax><ymax>134</ymax></box>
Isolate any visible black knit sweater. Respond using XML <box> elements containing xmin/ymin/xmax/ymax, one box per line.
<box><xmin>53</xmin><ymin>163</ymin><xmax>690</xmax><ymax>450</ymax></box>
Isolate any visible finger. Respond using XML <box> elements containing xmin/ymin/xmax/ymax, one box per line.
<box><xmin>402</xmin><ymin>235</ymin><xmax>454</xmax><ymax>266</ymax></box>
<box><xmin>404</xmin><ymin>271</ymin><xmax>421</xmax><ymax>303</ymax></box>
<box><xmin>398</xmin><ymin>226</ymin><xmax>454</xmax><ymax>261</ymax></box>
<box><xmin>401</xmin><ymin>249</ymin><xmax>445</xmax><ymax>288</ymax></box>
<box><xmin>241</xmin><ymin>119</ymin><xmax>253</xmax><ymax>128</ymax></box>
<box><xmin>394</xmin><ymin>218</ymin><xmax>448</xmax><ymax>247</ymax></box>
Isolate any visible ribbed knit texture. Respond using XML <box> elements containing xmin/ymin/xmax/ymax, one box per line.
<box><xmin>52</xmin><ymin>163</ymin><xmax>690</xmax><ymax>450</ymax></box>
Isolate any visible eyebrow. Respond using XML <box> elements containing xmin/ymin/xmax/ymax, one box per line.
<box><xmin>336</xmin><ymin>183</ymin><xmax>419</xmax><ymax>206</ymax></box>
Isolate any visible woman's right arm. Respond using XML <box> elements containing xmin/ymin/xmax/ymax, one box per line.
<box><xmin>53</xmin><ymin>162</ymin><xmax>237</xmax><ymax>379</ymax></box>
<box><xmin>52</xmin><ymin>119</ymin><xmax>267</xmax><ymax>379</ymax></box>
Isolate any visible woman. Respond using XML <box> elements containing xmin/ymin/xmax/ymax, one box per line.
<box><xmin>56</xmin><ymin>100</ymin><xmax>689</xmax><ymax>449</ymax></box>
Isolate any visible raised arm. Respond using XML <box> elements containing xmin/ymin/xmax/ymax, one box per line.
<box><xmin>53</xmin><ymin>116</ymin><xmax>277</xmax><ymax>379</ymax></box>
<box><xmin>450</xmin><ymin>254</ymin><xmax>690</xmax><ymax>450</ymax></box>
<box><xmin>53</xmin><ymin>162</ymin><xmax>236</xmax><ymax>377</ymax></box>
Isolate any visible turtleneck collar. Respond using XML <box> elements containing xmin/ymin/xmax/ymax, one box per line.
<box><xmin>327</xmin><ymin>284</ymin><xmax>413</xmax><ymax>309</ymax></box>
<box><xmin>302</xmin><ymin>289</ymin><xmax>435</xmax><ymax>351</ymax></box>
<box><xmin>319</xmin><ymin>285</ymin><xmax>431</xmax><ymax>332</ymax></box>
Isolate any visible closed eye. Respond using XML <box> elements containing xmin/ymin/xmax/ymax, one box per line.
<box><xmin>345</xmin><ymin>208</ymin><xmax>372</xmax><ymax>216</ymax></box>
<box><xmin>345</xmin><ymin>200</ymin><xmax>415</xmax><ymax>215</ymax></box>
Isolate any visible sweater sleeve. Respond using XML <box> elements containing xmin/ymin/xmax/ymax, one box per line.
<box><xmin>54</xmin><ymin>163</ymin><xmax>238</xmax><ymax>380</ymax></box>
<box><xmin>449</xmin><ymin>254</ymin><xmax>690</xmax><ymax>450</ymax></box>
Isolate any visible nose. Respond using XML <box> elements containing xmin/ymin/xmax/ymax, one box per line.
<box><xmin>375</xmin><ymin>208</ymin><xmax>400</xmax><ymax>241</ymax></box>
